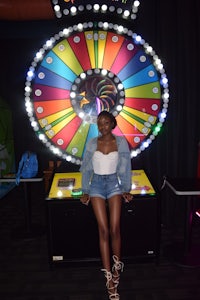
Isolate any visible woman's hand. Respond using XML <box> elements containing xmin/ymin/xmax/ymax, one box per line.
<box><xmin>80</xmin><ymin>193</ymin><xmax>90</xmax><ymax>206</ymax></box>
<box><xmin>122</xmin><ymin>192</ymin><xmax>133</xmax><ymax>203</ymax></box>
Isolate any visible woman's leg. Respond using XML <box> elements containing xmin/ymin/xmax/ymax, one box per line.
<box><xmin>108</xmin><ymin>195</ymin><xmax>122</xmax><ymax>258</ymax></box>
<box><xmin>108</xmin><ymin>195</ymin><xmax>124</xmax><ymax>291</ymax></box>
<box><xmin>90</xmin><ymin>196</ymin><xmax>111</xmax><ymax>270</ymax></box>
<box><xmin>91</xmin><ymin>196</ymin><xmax>119</xmax><ymax>299</ymax></box>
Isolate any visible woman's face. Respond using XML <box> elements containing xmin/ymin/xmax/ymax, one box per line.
<box><xmin>97</xmin><ymin>115</ymin><xmax>113</xmax><ymax>136</ymax></box>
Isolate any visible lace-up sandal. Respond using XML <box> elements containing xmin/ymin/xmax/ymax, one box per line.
<box><xmin>101</xmin><ymin>269</ymin><xmax>120</xmax><ymax>300</ymax></box>
<box><xmin>112</xmin><ymin>255</ymin><xmax>124</xmax><ymax>289</ymax></box>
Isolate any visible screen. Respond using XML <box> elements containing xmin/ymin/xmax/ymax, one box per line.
<box><xmin>47</xmin><ymin>170</ymin><xmax>156</xmax><ymax>199</ymax></box>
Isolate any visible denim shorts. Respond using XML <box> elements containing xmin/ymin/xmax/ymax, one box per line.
<box><xmin>89</xmin><ymin>173</ymin><xmax>122</xmax><ymax>199</ymax></box>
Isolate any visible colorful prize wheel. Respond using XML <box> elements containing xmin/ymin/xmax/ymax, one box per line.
<box><xmin>25</xmin><ymin>22</ymin><xmax>169</xmax><ymax>165</ymax></box>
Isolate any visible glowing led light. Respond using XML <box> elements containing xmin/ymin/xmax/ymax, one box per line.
<box><xmin>52</xmin><ymin>147</ymin><xmax>60</xmax><ymax>155</ymax></box>
<box><xmin>132</xmin><ymin>183</ymin><xmax>136</xmax><ymax>189</ymax></box>
<box><xmin>30</xmin><ymin>121</ymin><xmax>37</xmax><ymax>128</ymax></box>
<box><xmin>131</xmin><ymin>151</ymin><xmax>137</xmax><ymax>158</ymax></box>
<box><xmin>160</xmin><ymin>112</ymin><xmax>167</xmax><ymax>119</ymax></box>
<box><xmin>101</xmin><ymin>69</ymin><xmax>107</xmax><ymax>76</ymax></box>
<box><xmin>63</xmin><ymin>28</ymin><xmax>69</xmax><ymax>36</ymax></box>
<box><xmin>77</xmin><ymin>23</ymin><xmax>83</xmax><ymax>31</ymax></box>
<box><xmin>101</xmin><ymin>4</ymin><xmax>107</xmax><ymax>12</ymax></box>
<box><xmin>117</xmin><ymin>25</ymin><xmax>124</xmax><ymax>33</ymax></box>
<box><xmin>154</xmin><ymin>126</ymin><xmax>161</xmax><ymax>133</ymax></box>
<box><xmin>54</xmin><ymin>5</ymin><xmax>60</xmax><ymax>12</ymax></box>
<box><xmin>163</xmin><ymin>92</ymin><xmax>169</xmax><ymax>100</ymax></box>
<box><xmin>103</xmin><ymin>22</ymin><xmax>109</xmax><ymax>29</ymax></box>
<box><xmin>53</xmin><ymin>1</ymin><xmax>140</xmax><ymax>21</ymax></box>
<box><xmin>25</xmin><ymin>86</ymin><xmax>31</xmax><ymax>93</ymax></box>
<box><xmin>143</xmin><ymin>141</ymin><xmax>149</xmax><ymax>148</ymax></box>
<box><xmin>26</xmin><ymin>106</ymin><xmax>33</xmax><ymax>114</ymax></box>
<box><xmin>117</xmin><ymin>83</ymin><xmax>123</xmax><ymax>90</ymax></box>
<box><xmin>116</xmin><ymin>105</ymin><xmax>123</xmax><ymax>111</ymax></box>
<box><xmin>46</xmin><ymin>40</ymin><xmax>53</xmax><ymax>47</ymax></box>
<box><xmin>80</xmin><ymin>73</ymin><xmax>86</xmax><ymax>79</ymax></box>
<box><xmin>146</xmin><ymin>46</ymin><xmax>153</xmax><ymax>53</ymax></box>
<box><xmin>155</xmin><ymin>58</ymin><xmax>161</xmax><ymax>65</ymax></box>
<box><xmin>135</xmin><ymin>35</ymin><xmax>142</xmax><ymax>42</ymax></box>
<box><xmin>94</xmin><ymin>4</ymin><xmax>100</xmax><ymax>11</ymax></box>
<box><xmin>71</xmin><ymin>6</ymin><xmax>77</xmax><ymax>14</ymax></box>
<box><xmin>39</xmin><ymin>133</ymin><xmax>45</xmax><ymax>140</ymax></box>
<box><xmin>134</xmin><ymin>1</ymin><xmax>140</xmax><ymax>7</ymax></box>
<box><xmin>70</xmin><ymin>92</ymin><xmax>76</xmax><ymax>98</ymax></box>
<box><xmin>66</xmin><ymin>155</ymin><xmax>72</xmax><ymax>162</ymax></box>
<box><xmin>36</xmin><ymin>51</ymin><xmax>43</xmax><ymax>59</ymax></box>
<box><xmin>123</xmin><ymin>10</ymin><xmax>130</xmax><ymax>17</ymax></box>
<box><xmin>157</xmin><ymin>63</ymin><xmax>164</xmax><ymax>70</ymax></box>
<box><xmin>25</xmin><ymin>99</ymin><xmax>31</xmax><ymax>106</ymax></box>
<box><xmin>79</xmin><ymin>112</ymin><xmax>84</xmax><ymax>118</ymax></box>
<box><xmin>27</xmin><ymin>70</ymin><xmax>34</xmax><ymax>78</ymax></box>
<box><xmin>57</xmin><ymin>190</ymin><xmax>63</xmax><ymax>197</ymax></box>
<box><xmin>161</xmin><ymin>77</ymin><xmax>168</xmax><ymax>85</ymax></box>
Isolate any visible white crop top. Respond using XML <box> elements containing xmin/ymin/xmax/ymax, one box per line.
<box><xmin>92</xmin><ymin>151</ymin><xmax>119</xmax><ymax>175</ymax></box>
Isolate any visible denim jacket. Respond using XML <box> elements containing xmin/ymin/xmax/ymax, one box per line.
<box><xmin>80</xmin><ymin>135</ymin><xmax>132</xmax><ymax>194</ymax></box>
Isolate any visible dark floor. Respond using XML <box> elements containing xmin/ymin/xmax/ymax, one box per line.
<box><xmin>0</xmin><ymin>181</ymin><xmax>200</xmax><ymax>300</ymax></box>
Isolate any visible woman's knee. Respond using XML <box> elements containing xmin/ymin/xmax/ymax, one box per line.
<box><xmin>110</xmin><ymin>225</ymin><xmax>120</xmax><ymax>240</ymax></box>
<box><xmin>99</xmin><ymin>226</ymin><xmax>109</xmax><ymax>241</ymax></box>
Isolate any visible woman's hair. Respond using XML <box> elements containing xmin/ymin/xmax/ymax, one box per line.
<box><xmin>97</xmin><ymin>110</ymin><xmax>117</xmax><ymax>129</ymax></box>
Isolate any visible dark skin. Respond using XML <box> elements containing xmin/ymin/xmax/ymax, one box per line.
<box><xmin>80</xmin><ymin>115</ymin><xmax>133</xmax><ymax>281</ymax></box>
<box><xmin>81</xmin><ymin>115</ymin><xmax>133</xmax><ymax>205</ymax></box>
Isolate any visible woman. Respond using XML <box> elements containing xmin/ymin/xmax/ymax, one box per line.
<box><xmin>80</xmin><ymin>111</ymin><xmax>133</xmax><ymax>300</ymax></box>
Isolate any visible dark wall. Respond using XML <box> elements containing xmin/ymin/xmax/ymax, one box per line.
<box><xmin>0</xmin><ymin>0</ymin><xmax>200</xmax><ymax>190</ymax></box>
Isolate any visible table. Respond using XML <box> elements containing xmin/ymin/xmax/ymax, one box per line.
<box><xmin>164</xmin><ymin>177</ymin><xmax>200</xmax><ymax>266</ymax></box>
<box><xmin>0</xmin><ymin>177</ymin><xmax>43</xmax><ymax>239</ymax></box>
<box><xmin>46</xmin><ymin>171</ymin><xmax>160</xmax><ymax>267</ymax></box>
